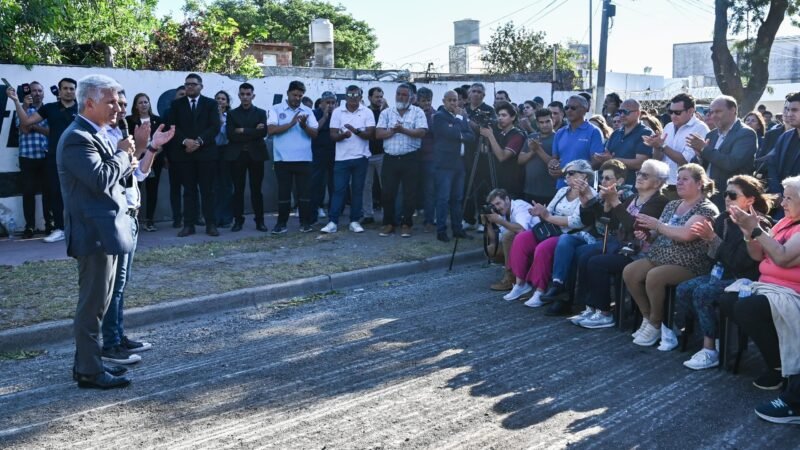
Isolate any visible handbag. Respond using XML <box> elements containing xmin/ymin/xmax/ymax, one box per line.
<box><xmin>532</xmin><ymin>221</ymin><xmax>562</xmax><ymax>241</ymax></box>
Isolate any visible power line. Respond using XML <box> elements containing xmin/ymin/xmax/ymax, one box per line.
<box><xmin>522</xmin><ymin>0</ymin><xmax>572</xmax><ymax>28</ymax></box>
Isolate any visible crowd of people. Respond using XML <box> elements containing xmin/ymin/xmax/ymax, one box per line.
<box><xmin>5</xmin><ymin>75</ymin><xmax>800</xmax><ymax>425</ymax></box>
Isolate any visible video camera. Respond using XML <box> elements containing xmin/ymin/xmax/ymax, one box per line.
<box><xmin>472</xmin><ymin>109</ymin><xmax>496</xmax><ymax>128</ymax></box>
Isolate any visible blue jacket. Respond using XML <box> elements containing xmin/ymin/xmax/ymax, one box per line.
<box><xmin>432</xmin><ymin>110</ymin><xmax>475</xmax><ymax>170</ymax></box>
<box><xmin>767</xmin><ymin>128</ymin><xmax>800</xmax><ymax>194</ymax></box>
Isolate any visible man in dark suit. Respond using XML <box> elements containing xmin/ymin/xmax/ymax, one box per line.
<box><xmin>687</xmin><ymin>95</ymin><xmax>758</xmax><ymax>210</ymax></box>
<box><xmin>226</xmin><ymin>82</ymin><xmax>268</xmax><ymax>231</ymax></box>
<box><xmin>57</xmin><ymin>74</ymin><xmax>134</xmax><ymax>389</ymax></box>
<box><xmin>767</xmin><ymin>92</ymin><xmax>800</xmax><ymax>198</ymax></box>
<box><xmin>167</xmin><ymin>73</ymin><xmax>222</xmax><ymax>237</ymax></box>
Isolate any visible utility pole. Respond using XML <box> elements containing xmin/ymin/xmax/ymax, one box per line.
<box><xmin>595</xmin><ymin>0</ymin><xmax>615</xmax><ymax>114</ymax></box>
<box><xmin>551</xmin><ymin>44</ymin><xmax>558</xmax><ymax>102</ymax></box>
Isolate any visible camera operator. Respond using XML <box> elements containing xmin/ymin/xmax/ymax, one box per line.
<box><xmin>463</xmin><ymin>83</ymin><xmax>497</xmax><ymax>230</ymax></box>
<box><xmin>478</xmin><ymin>102</ymin><xmax>526</xmax><ymax>199</ymax></box>
<box><xmin>483</xmin><ymin>188</ymin><xmax>536</xmax><ymax>291</ymax></box>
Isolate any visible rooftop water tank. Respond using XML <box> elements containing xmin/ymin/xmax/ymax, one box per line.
<box><xmin>309</xmin><ymin>18</ymin><xmax>334</xmax><ymax>43</ymax></box>
<box><xmin>454</xmin><ymin>19</ymin><xmax>480</xmax><ymax>46</ymax></box>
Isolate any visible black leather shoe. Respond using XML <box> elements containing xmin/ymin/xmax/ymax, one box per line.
<box><xmin>540</xmin><ymin>282</ymin><xmax>565</xmax><ymax>303</ymax></box>
<box><xmin>73</xmin><ymin>365</ymin><xmax>127</xmax><ymax>381</ymax></box>
<box><xmin>23</xmin><ymin>227</ymin><xmax>34</xmax><ymax>239</ymax></box>
<box><xmin>453</xmin><ymin>231</ymin><xmax>473</xmax><ymax>240</ymax></box>
<box><xmin>177</xmin><ymin>226</ymin><xmax>195</xmax><ymax>237</ymax></box>
<box><xmin>255</xmin><ymin>222</ymin><xmax>269</xmax><ymax>232</ymax></box>
<box><xmin>206</xmin><ymin>224</ymin><xmax>220</xmax><ymax>236</ymax></box>
<box><xmin>437</xmin><ymin>232</ymin><xmax>450</xmax><ymax>242</ymax></box>
<box><xmin>545</xmin><ymin>300</ymin><xmax>573</xmax><ymax>316</ymax></box>
<box><xmin>75</xmin><ymin>371</ymin><xmax>131</xmax><ymax>389</ymax></box>
<box><xmin>231</xmin><ymin>222</ymin><xmax>244</xmax><ymax>232</ymax></box>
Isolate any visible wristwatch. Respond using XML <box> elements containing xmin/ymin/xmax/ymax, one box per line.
<box><xmin>750</xmin><ymin>227</ymin><xmax>763</xmax><ymax>240</ymax></box>
<box><xmin>354</xmin><ymin>128</ymin><xmax>362</xmax><ymax>136</ymax></box>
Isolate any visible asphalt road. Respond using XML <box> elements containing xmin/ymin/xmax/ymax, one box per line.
<box><xmin>0</xmin><ymin>263</ymin><xmax>797</xmax><ymax>449</ymax></box>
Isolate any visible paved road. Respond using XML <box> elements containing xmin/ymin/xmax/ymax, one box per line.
<box><xmin>0</xmin><ymin>264</ymin><xmax>796</xmax><ymax>448</ymax></box>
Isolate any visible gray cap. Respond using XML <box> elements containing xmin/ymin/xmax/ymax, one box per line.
<box><xmin>320</xmin><ymin>91</ymin><xmax>336</xmax><ymax>100</ymax></box>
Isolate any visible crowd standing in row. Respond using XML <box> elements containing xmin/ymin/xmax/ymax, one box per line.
<box><xmin>6</xmin><ymin>77</ymin><xmax>800</xmax><ymax>425</ymax></box>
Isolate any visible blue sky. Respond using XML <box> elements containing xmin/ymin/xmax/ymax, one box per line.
<box><xmin>156</xmin><ymin>0</ymin><xmax>799</xmax><ymax>77</ymax></box>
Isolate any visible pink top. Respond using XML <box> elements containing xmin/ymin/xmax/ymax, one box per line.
<box><xmin>759</xmin><ymin>217</ymin><xmax>800</xmax><ymax>294</ymax></box>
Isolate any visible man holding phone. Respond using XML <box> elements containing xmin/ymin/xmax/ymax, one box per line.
<box><xmin>8</xmin><ymin>77</ymin><xmax>78</xmax><ymax>243</ymax></box>
<box><xmin>517</xmin><ymin>109</ymin><xmax>558</xmax><ymax>205</ymax></box>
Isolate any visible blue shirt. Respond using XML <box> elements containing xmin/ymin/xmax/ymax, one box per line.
<box><xmin>606</xmin><ymin>123</ymin><xmax>653</xmax><ymax>185</ymax></box>
<box><xmin>552</xmin><ymin>121</ymin><xmax>604</xmax><ymax>188</ymax></box>
<box><xmin>268</xmin><ymin>101</ymin><xmax>319</xmax><ymax>162</ymax></box>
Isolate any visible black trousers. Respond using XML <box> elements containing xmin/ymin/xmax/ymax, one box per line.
<box><xmin>45</xmin><ymin>158</ymin><xmax>64</xmax><ymax>230</ymax></box>
<box><xmin>231</xmin><ymin>151</ymin><xmax>265</xmax><ymax>224</ymax></box>
<box><xmin>167</xmin><ymin>159</ymin><xmax>183</xmax><ymax>223</ymax></box>
<box><xmin>381</xmin><ymin>153</ymin><xmax>420</xmax><ymax>227</ymax></box>
<box><xmin>310</xmin><ymin>150</ymin><xmax>334</xmax><ymax>215</ymax></box>
<box><xmin>18</xmin><ymin>157</ymin><xmax>50</xmax><ymax>230</ymax></box>
<box><xmin>174</xmin><ymin>160</ymin><xmax>216</xmax><ymax>226</ymax></box>
<box><xmin>139</xmin><ymin>154</ymin><xmax>164</xmax><ymax>223</ymax></box>
<box><xmin>274</xmin><ymin>161</ymin><xmax>311</xmax><ymax>226</ymax></box>
<box><xmin>718</xmin><ymin>292</ymin><xmax>800</xmax><ymax>405</ymax></box>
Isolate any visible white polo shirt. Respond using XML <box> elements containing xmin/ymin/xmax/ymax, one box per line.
<box><xmin>329</xmin><ymin>103</ymin><xmax>376</xmax><ymax>161</ymax></box>
<box><xmin>661</xmin><ymin>116</ymin><xmax>710</xmax><ymax>185</ymax></box>
<box><xmin>267</xmin><ymin>101</ymin><xmax>319</xmax><ymax>162</ymax></box>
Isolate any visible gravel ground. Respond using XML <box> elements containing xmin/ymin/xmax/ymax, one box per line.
<box><xmin>0</xmin><ymin>264</ymin><xmax>796</xmax><ymax>449</ymax></box>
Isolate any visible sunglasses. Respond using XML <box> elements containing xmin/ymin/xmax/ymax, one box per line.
<box><xmin>564</xmin><ymin>105</ymin><xmax>580</xmax><ymax>111</ymax></box>
<box><xmin>564</xmin><ymin>170</ymin><xmax>580</xmax><ymax>177</ymax></box>
<box><xmin>668</xmin><ymin>109</ymin><xmax>685</xmax><ymax>115</ymax></box>
<box><xmin>618</xmin><ymin>108</ymin><xmax>637</xmax><ymax>116</ymax></box>
<box><xmin>725</xmin><ymin>191</ymin><xmax>739</xmax><ymax>200</ymax></box>
<box><xmin>635</xmin><ymin>171</ymin><xmax>652</xmax><ymax>180</ymax></box>
<box><xmin>345</xmin><ymin>93</ymin><xmax>361</xmax><ymax>98</ymax></box>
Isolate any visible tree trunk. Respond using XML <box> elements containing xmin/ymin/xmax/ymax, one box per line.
<box><xmin>711</xmin><ymin>0</ymin><xmax>788</xmax><ymax>115</ymax></box>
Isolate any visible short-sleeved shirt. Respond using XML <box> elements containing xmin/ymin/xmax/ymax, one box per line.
<box><xmin>16</xmin><ymin>106</ymin><xmax>48</xmax><ymax>159</ymax></box>
<box><xmin>268</xmin><ymin>100</ymin><xmax>319</xmax><ymax>162</ymax></box>
<box><xmin>330</xmin><ymin>104</ymin><xmax>376</xmax><ymax>161</ymax></box>
<box><xmin>524</xmin><ymin>133</ymin><xmax>557</xmax><ymax>199</ymax></box>
<box><xmin>493</xmin><ymin>126</ymin><xmax>526</xmax><ymax>196</ymax></box>
<box><xmin>606</xmin><ymin>123</ymin><xmax>654</xmax><ymax>185</ymax></box>
<box><xmin>312</xmin><ymin>108</ymin><xmax>335</xmax><ymax>157</ymax></box>
<box><xmin>661</xmin><ymin>116</ymin><xmax>710</xmax><ymax>185</ymax></box>
<box><xmin>648</xmin><ymin>199</ymin><xmax>719</xmax><ymax>275</ymax></box>
<box><xmin>37</xmin><ymin>101</ymin><xmax>78</xmax><ymax>158</ymax></box>
<box><xmin>552</xmin><ymin>121</ymin><xmax>604</xmax><ymax>188</ymax></box>
<box><xmin>377</xmin><ymin>105</ymin><xmax>428</xmax><ymax>155</ymax></box>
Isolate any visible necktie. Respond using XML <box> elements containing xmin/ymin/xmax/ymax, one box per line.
<box><xmin>191</xmin><ymin>98</ymin><xmax>196</xmax><ymax>112</ymax></box>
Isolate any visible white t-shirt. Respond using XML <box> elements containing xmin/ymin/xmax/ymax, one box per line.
<box><xmin>661</xmin><ymin>116</ymin><xmax>710</xmax><ymax>185</ymax></box>
<box><xmin>499</xmin><ymin>199</ymin><xmax>536</xmax><ymax>237</ymax></box>
<box><xmin>329</xmin><ymin>103</ymin><xmax>376</xmax><ymax>161</ymax></box>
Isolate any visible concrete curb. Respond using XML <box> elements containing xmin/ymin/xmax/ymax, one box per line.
<box><xmin>0</xmin><ymin>249</ymin><xmax>485</xmax><ymax>351</ymax></box>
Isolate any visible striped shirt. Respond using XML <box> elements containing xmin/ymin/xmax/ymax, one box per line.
<box><xmin>16</xmin><ymin>106</ymin><xmax>48</xmax><ymax>159</ymax></box>
<box><xmin>377</xmin><ymin>105</ymin><xmax>428</xmax><ymax>155</ymax></box>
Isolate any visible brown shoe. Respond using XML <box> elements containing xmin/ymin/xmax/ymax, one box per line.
<box><xmin>379</xmin><ymin>225</ymin><xmax>395</xmax><ymax>236</ymax></box>
<box><xmin>400</xmin><ymin>225</ymin><xmax>412</xmax><ymax>238</ymax></box>
<box><xmin>490</xmin><ymin>269</ymin><xmax>514</xmax><ymax>291</ymax></box>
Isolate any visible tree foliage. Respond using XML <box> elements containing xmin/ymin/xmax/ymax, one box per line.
<box><xmin>712</xmin><ymin>0</ymin><xmax>800</xmax><ymax>113</ymax></box>
<box><xmin>481</xmin><ymin>22</ymin><xmax>578</xmax><ymax>76</ymax></box>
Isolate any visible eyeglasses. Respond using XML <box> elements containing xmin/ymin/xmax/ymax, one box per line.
<box><xmin>345</xmin><ymin>93</ymin><xmax>361</xmax><ymax>98</ymax></box>
<box><xmin>668</xmin><ymin>109</ymin><xmax>685</xmax><ymax>115</ymax></box>
<box><xmin>618</xmin><ymin>108</ymin><xmax>637</xmax><ymax>116</ymax></box>
<box><xmin>725</xmin><ymin>191</ymin><xmax>739</xmax><ymax>200</ymax></box>
<box><xmin>635</xmin><ymin>171</ymin><xmax>652</xmax><ymax>180</ymax></box>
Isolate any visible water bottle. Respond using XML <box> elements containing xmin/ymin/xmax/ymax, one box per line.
<box><xmin>738</xmin><ymin>279</ymin><xmax>753</xmax><ymax>299</ymax></box>
<box><xmin>710</xmin><ymin>262</ymin><xmax>724</xmax><ymax>280</ymax></box>
<box><xmin>6</xmin><ymin>217</ymin><xmax>16</xmax><ymax>240</ymax></box>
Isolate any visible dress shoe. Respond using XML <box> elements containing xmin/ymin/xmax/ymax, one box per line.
<box><xmin>540</xmin><ymin>282</ymin><xmax>566</xmax><ymax>303</ymax></box>
<box><xmin>73</xmin><ymin>365</ymin><xmax>127</xmax><ymax>381</ymax></box>
<box><xmin>231</xmin><ymin>222</ymin><xmax>244</xmax><ymax>232</ymax></box>
<box><xmin>255</xmin><ymin>223</ymin><xmax>269</xmax><ymax>232</ymax></box>
<box><xmin>75</xmin><ymin>371</ymin><xmax>131</xmax><ymax>390</ymax></box>
<box><xmin>545</xmin><ymin>300</ymin><xmax>573</xmax><ymax>316</ymax></box>
<box><xmin>23</xmin><ymin>227</ymin><xmax>34</xmax><ymax>239</ymax></box>
<box><xmin>206</xmin><ymin>224</ymin><xmax>220</xmax><ymax>236</ymax></box>
<box><xmin>177</xmin><ymin>226</ymin><xmax>195</xmax><ymax>237</ymax></box>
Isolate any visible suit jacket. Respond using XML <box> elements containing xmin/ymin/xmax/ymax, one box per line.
<box><xmin>166</xmin><ymin>95</ymin><xmax>221</xmax><ymax>162</ymax></box>
<box><xmin>432</xmin><ymin>109</ymin><xmax>475</xmax><ymax>170</ymax></box>
<box><xmin>57</xmin><ymin>116</ymin><xmax>134</xmax><ymax>257</ymax></box>
<box><xmin>700</xmin><ymin>119</ymin><xmax>757</xmax><ymax>189</ymax></box>
<box><xmin>225</xmin><ymin>105</ymin><xmax>268</xmax><ymax>161</ymax></box>
<box><xmin>767</xmin><ymin>129</ymin><xmax>800</xmax><ymax>194</ymax></box>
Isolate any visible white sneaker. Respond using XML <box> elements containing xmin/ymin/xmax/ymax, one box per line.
<box><xmin>318</xmin><ymin>208</ymin><xmax>327</xmax><ymax>219</ymax></box>
<box><xmin>632</xmin><ymin>318</ymin><xmax>651</xmax><ymax>339</ymax></box>
<box><xmin>657</xmin><ymin>324</ymin><xmax>679</xmax><ymax>351</ymax></box>
<box><xmin>504</xmin><ymin>283</ymin><xmax>532</xmax><ymax>301</ymax></box>
<box><xmin>477</xmin><ymin>224</ymin><xmax>485</xmax><ymax>233</ymax></box>
<box><xmin>462</xmin><ymin>220</ymin><xmax>475</xmax><ymax>231</ymax></box>
<box><xmin>683</xmin><ymin>349</ymin><xmax>720</xmax><ymax>370</ymax></box>
<box><xmin>320</xmin><ymin>222</ymin><xmax>338</xmax><ymax>233</ymax></box>
<box><xmin>633</xmin><ymin>323</ymin><xmax>661</xmax><ymax>347</ymax></box>
<box><xmin>580</xmin><ymin>311</ymin><xmax>615</xmax><ymax>329</ymax></box>
<box><xmin>349</xmin><ymin>221</ymin><xmax>365</xmax><ymax>233</ymax></box>
<box><xmin>43</xmin><ymin>229</ymin><xmax>65</xmax><ymax>243</ymax></box>
<box><xmin>568</xmin><ymin>306</ymin><xmax>595</xmax><ymax>325</ymax></box>
<box><xmin>524</xmin><ymin>290</ymin><xmax>545</xmax><ymax>308</ymax></box>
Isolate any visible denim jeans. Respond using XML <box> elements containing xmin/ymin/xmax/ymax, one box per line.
<box><xmin>329</xmin><ymin>157</ymin><xmax>368</xmax><ymax>224</ymax></box>
<box><xmin>102</xmin><ymin>215</ymin><xmax>138</xmax><ymax>350</ymax></box>
<box><xmin>310</xmin><ymin>152</ymin><xmax>334</xmax><ymax>217</ymax></box>
<box><xmin>552</xmin><ymin>234</ymin><xmax>596</xmax><ymax>283</ymax></box>
<box><xmin>674</xmin><ymin>275</ymin><xmax>734</xmax><ymax>338</ymax></box>
<box><xmin>434</xmin><ymin>166</ymin><xmax>465</xmax><ymax>234</ymax></box>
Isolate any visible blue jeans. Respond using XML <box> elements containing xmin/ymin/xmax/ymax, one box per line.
<box><xmin>329</xmin><ymin>157</ymin><xmax>368</xmax><ymax>224</ymax></box>
<box><xmin>552</xmin><ymin>234</ymin><xmax>594</xmax><ymax>283</ymax></box>
<box><xmin>102</xmin><ymin>215</ymin><xmax>138</xmax><ymax>350</ymax></box>
<box><xmin>422</xmin><ymin>161</ymin><xmax>437</xmax><ymax>225</ymax></box>
<box><xmin>434</xmin><ymin>166</ymin><xmax>465</xmax><ymax>234</ymax></box>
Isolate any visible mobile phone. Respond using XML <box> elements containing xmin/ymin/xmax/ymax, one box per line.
<box><xmin>21</xmin><ymin>83</ymin><xmax>30</xmax><ymax>96</ymax></box>
<box><xmin>528</xmin><ymin>132</ymin><xmax>540</xmax><ymax>142</ymax></box>
<box><xmin>1</xmin><ymin>78</ymin><xmax>11</xmax><ymax>88</ymax></box>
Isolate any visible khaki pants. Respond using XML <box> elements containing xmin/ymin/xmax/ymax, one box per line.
<box><xmin>486</xmin><ymin>227</ymin><xmax>519</xmax><ymax>267</ymax></box>
<box><xmin>622</xmin><ymin>258</ymin><xmax>694</xmax><ymax>327</ymax></box>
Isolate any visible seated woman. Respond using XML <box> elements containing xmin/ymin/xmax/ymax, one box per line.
<box><xmin>622</xmin><ymin>163</ymin><xmax>719</xmax><ymax>348</ymax></box>
<box><xmin>504</xmin><ymin>160</ymin><xmax>596</xmax><ymax>305</ymax></box>
<box><xmin>573</xmin><ymin>159</ymin><xmax>670</xmax><ymax>328</ymax></box>
<box><xmin>676</xmin><ymin>175</ymin><xmax>772</xmax><ymax>370</ymax></box>
<box><xmin>718</xmin><ymin>175</ymin><xmax>800</xmax><ymax>424</ymax></box>
<box><xmin>540</xmin><ymin>159</ymin><xmax>634</xmax><ymax>315</ymax></box>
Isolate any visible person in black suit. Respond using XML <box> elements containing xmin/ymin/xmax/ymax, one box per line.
<box><xmin>226</xmin><ymin>82</ymin><xmax>269</xmax><ymax>231</ymax></box>
<box><xmin>767</xmin><ymin>92</ymin><xmax>800</xmax><ymax>204</ymax></box>
<box><xmin>167</xmin><ymin>73</ymin><xmax>221</xmax><ymax>237</ymax></box>
<box><xmin>57</xmin><ymin>74</ymin><xmax>134</xmax><ymax>389</ymax></box>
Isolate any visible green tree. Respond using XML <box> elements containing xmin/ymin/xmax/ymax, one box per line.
<box><xmin>712</xmin><ymin>0</ymin><xmax>800</xmax><ymax>113</ymax></box>
<box><xmin>481</xmin><ymin>22</ymin><xmax>578</xmax><ymax>76</ymax></box>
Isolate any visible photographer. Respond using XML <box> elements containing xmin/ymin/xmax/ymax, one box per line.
<box><xmin>478</xmin><ymin>102</ymin><xmax>526</xmax><ymax>198</ymax></box>
<box><xmin>483</xmin><ymin>188</ymin><xmax>536</xmax><ymax>292</ymax></box>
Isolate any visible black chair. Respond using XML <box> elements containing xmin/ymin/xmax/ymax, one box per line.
<box><xmin>718</xmin><ymin>310</ymin><xmax>749</xmax><ymax>373</ymax></box>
